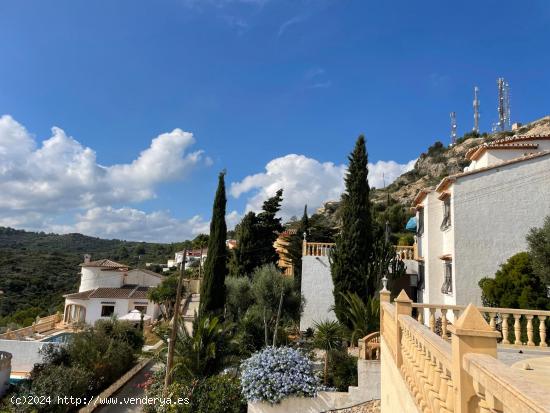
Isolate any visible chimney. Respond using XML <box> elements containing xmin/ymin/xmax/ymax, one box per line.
<box><xmin>83</xmin><ymin>254</ymin><xmax>91</xmax><ymax>264</ymax></box>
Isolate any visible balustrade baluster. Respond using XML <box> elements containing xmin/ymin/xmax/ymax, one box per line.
<box><xmin>418</xmin><ymin>309</ymin><xmax>424</xmax><ymax>324</ymax></box>
<box><xmin>526</xmin><ymin>315</ymin><xmax>535</xmax><ymax>346</ymax></box>
<box><xmin>441</xmin><ymin>309</ymin><xmax>448</xmax><ymax>338</ymax></box>
<box><xmin>501</xmin><ymin>314</ymin><xmax>510</xmax><ymax>344</ymax></box>
<box><xmin>540</xmin><ymin>316</ymin><xmax>547</xmax><ymax>347</ymax></box>
<box><xmin>429</xmin><ymin>309</ymin><xmax>436</xmax><ymax>332</ymax></box>
<box><xmin>513</xmin><ymin>314</ymin><xmax>522</xmax><ymax>345</ymax></box>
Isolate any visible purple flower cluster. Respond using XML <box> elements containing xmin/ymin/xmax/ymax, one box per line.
<box><xmin>240</xmin><ymin>346</ymin><xmax>320</xmax><ymax>404</ymax></box>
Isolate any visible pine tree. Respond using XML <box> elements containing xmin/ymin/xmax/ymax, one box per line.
<box><xmin>255</xmin><ymin>189</ymin><xmax>284</xmax><ymax>267</ymax></box>
<box><xmin>233</xmin><ymin>211</ymin><xmax>260</xmax><ymax>277</ymax></box>
<box><xmin>200</xmin><ymin>172</ymin><xmax>228</xmax><ymax>317</ymax></box>
<box><xmin>331</xmin><ymin>136</ymin><xmax>373</xmax><ymax>329</ymax></box>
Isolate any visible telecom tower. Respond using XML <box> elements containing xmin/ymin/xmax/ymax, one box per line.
<box><xmin>450</xmin><ymin>111</ymin><xmax>457</xmax><ymax>145</ymax></box>
<box><xmin>473</xmin><ymin>86</ymin><xmax>480</xmax><ymax>133</ymax></box>
<box><xmin>497</xmin><ymin>77</ymin><xmax>511</xmax><ymax>131</ymax></box>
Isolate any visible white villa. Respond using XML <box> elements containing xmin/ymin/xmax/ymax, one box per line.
<box><xmin>415</xmin><ymin>134</ymin><xmax>550</xmax><ymax>309</ymax></box>
<box><xmin>63</xmin><ymin>255</ymin><xmax>163</xmax><ymax>325</ymax></box>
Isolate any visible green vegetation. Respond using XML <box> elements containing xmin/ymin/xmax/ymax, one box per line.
<box><xmin>0</xmin><ymin>227</ymin><xmax>208</xmax><ymax>329</ymax></box>
<box><xmin>331</xmin><ymin>136</ymin><xmax>373</xmax><ymax>329</ymax></box>
<box><xmin>231</xmin><ymin>190</ymin><xmax>284</xmax><ymax>277</ymax></box>
<box><xmin>200</xmin><ymin>171</ymin><xmax>229</xmax><ymax>317</ymax></box>
<box><xmin>526</xmin><ymin>216</ymin><xmax>550</xmax><ymax>285</ymax></box>
<box><xmin>148</xmin><ymin>273</ymin><xmax>184</xmax><ymax>320</ymax></box>
<box><xmin>313</xmin><ymin>320</ymin><xmax>343</xmax><ymax>385</ymax></box>
<box><xmin>479</xmin><ymin>252</ymin><xmax>550</xmax><ymax>310</ymax></box>
<box><xmin>4</xmin><ymin>319</ymin><xmax>144</xmax><ymax>412</ymax></box>
<box><xmin>326</xmin><ymin>349</ymin><xmax>358</xmax><ymax>392</ymax></box>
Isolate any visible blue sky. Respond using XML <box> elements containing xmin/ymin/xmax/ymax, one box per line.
<box><xmin>0</xmin><ymin>0</ymin><xmax>549</xmax><ymax>242</ymax></box>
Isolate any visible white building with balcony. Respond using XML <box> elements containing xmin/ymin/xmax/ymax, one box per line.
<box><xmin>415</xmin><ymin>135</ymin><xmax>550</xmax><ymax>308</ymax></box>
<box><xmin>63</xmin><ymin>255</ymin><xmax>163</xmax><ymax>326</ymax></box>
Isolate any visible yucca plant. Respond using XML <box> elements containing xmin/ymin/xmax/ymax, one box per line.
<box><xmin>313</xmin><ymin>320</ymin><xmax>344</xmax><ymax>385</ymax></box>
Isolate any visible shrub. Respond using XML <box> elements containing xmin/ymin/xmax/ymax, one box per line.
<box><xmin>327</xmin><ymin>350</ymin><xmax>357</xmax><ymax>392</ymax></box>
<box><xmin>240</xmin><ymin>346</ymin><xmax>319</xmax><ymax>404</ymax></box>
<box><xmin>189</xmin><ymin>374</ymin><xmax>246</xmax><ymax>413</ymax></box>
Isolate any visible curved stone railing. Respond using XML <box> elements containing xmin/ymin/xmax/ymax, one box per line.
<box><xmin>358</xmin><ymin>331</ymin><xmax>380</xmax><ymax>360</ymax></box>
<box><xmin>412</xmin><ymin>303</ymin><xmax>550</xmax><ymax>347</ymax></box>
<box><xmin>463</xmin><ymin>353</ymin><xmax>549</xmax><ymax>413</ymax></box>
<box><xmin>381</xmin><ymin>290</ymin><xmax>550</xmax><ymax>413</ymax></box>
<box><xmin>0</xmin><ymin>313</ymin><xmax>61</xmax><ymax>340</ymax></box>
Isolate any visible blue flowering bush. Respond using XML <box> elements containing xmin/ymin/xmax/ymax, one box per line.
<box><xmin>240</xmin><ymin>346</ymin><xmax>320</xmax><ymax>404</ymax></box>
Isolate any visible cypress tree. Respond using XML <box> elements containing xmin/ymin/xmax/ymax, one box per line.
<box><xmin>286</xmin><ymin>205</ymin><xmax>309</xmax><ymax>290</ymax></box>
<box><xmin>331</xmin><ymin>136</ymin><xmax>373</xmax><ymax>328</ymax></box>
<box><xmin>255</xmin><ymin>189</ymin><xmax>284</xmax><ymax>267</ymax></box>
<box><xmin>200</xmin><ymin>171</ymin><xmax>228</xmax><ymax>316</ymax></box>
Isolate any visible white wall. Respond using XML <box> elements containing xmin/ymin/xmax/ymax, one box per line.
<box><xmin>300</xmin><ymin>256</ymin><xmax>337</xmax><ymax>331</ymax></box>
<box><xmin>66</xmin><ymin>297</ymin><xmax>158</xmax><ymax>326</ymax></box>
<box><xmin>124</xmin><ymin>269</ymin><xmax>162</xmax><ymax>287</ymax></box>
<box><xmin>453</xmin><ymin>154</ymin><xmax>550</xmax><ymax>306</ymax></box>
<box><xmin>79</xmin><ymin>267</ymin><xmax>122</xmax><ymax>292</ymax></box>
<box><xmin>0</xmin><ymin>340</ymin><xmax>61</xmax><ymax>373</ymax></box>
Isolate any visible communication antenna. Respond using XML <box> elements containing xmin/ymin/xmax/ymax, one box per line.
<box><xmin>450</xmin><ymin>111</ymin><xmax>457</xmax><ymax>145</ymax></box>
<box><xmin>473</xmin><ymin>86</ymin><xmax>480</xmax><ymax>133</ymax></box>
<box><xmin>497</xmin><ymin>77</ymin><xmax>511</xmax><ymax>131</ymax></box>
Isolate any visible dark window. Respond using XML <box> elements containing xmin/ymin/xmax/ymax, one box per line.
<box><xmin>101</xmin><ymin>305</ymin><xmax>115</xmax><ymax>317</ymax></box>
<box><xmin>417</xmin><ymin>208</ymin><xmax>424</xmax><ymax>236</ymax></box>
<box><xmin>134</xmin><ymin>306</ymin><xmax>147</xmax><ymax>314</ymax></box>
<box><xmin>441</xmin><ymin>262</ymin><xmax>453</xmax><ymax>294</ymax></box>
<box><xmin>417</xmin><ymin>263</ymin><xmax>425</xmax><ymax>290</ymax></box>
<box><xmin>440</xmin><ymin>197</ymin><xmax>451</xmax><ymax>231</ymax></box>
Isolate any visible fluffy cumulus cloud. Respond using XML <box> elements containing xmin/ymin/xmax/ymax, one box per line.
<box><xmin>0</xmin><ymin>115</ymin><xmax>207</xmax><ymax>212</ymax></box>
<box><xmin>0</xmin><ymin>115</ymin><xmax>212</xmax><ymax>241</ymax></box>
<box><xmin>230</xmin><ymin>154</ymin><xmax>415</xmax><ymax>219</ymax></box>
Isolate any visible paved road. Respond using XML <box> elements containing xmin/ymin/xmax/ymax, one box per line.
<box><xmin>95</xmin><ymin>361</ymin><xmax>161</xmax><ymax>413</ymax></box>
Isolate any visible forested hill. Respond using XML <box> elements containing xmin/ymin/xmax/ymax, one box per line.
<box><xmin>0</xmin><ymin>227</ymin><xmax>189</xmax><ymax>328</ymax></box>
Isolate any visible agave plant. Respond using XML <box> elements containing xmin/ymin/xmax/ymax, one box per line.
<box><xmin>312</xmin><ymin>320</ymin><xmax>344</xmax><ymax>385</ymax></box>
<box><xmin>339</xmin><ymin>292</ymin><xmax>380</xmax><ymax>345</ymax></box>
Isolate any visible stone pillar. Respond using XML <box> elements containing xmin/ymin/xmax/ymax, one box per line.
<box><xmin>394</xmin><ymin>290</ymin><xmax>412</xmax><ymax>369</ymax></box>
<box><xmin>449</xmin><ymin>304</ymin><xmax>500</xmax><ymax>413</ymax></box>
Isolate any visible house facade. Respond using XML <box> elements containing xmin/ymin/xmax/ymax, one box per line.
<box><xmin>63</xmin><ymin>255</ymin><xmax>163</xmax><ymax>326</ymax></box>
<box><xmin>415</xmin><ymin>135</ymin><xmax>550</xmax><ymax>309</ymax></box>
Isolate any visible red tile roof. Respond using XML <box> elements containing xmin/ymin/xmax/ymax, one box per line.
<box><xmin>80</xmin><ymin>259</ymin><xmax>128</xmax><ymax>269</ymax></box>
<box><xmin>64</xmin><ymin>285</ymin><xmax>150</xmax><ymax>300</ymax></box>
<box><xmin>436</xmin><ymin>150</ymin><xmax>550</xmax><ymax>192</ymax></box>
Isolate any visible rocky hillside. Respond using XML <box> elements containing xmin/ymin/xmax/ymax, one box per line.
<box><xmin>317</xmin><ymin>115</ymin><xmax>550</xmax><ymax>223</ymax></box>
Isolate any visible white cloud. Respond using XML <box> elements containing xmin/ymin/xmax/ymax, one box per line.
<box><xmin>0</xmin><ymin>115</ymin><xmax>207</xmax><ymax>212</ymax></box>
<box><xmin>230</xmin><ymin>154</ymin><xmax>416</xmax><ymax>219</ymax></box>
<box><xmin>49</xmin><ymin>207</ymin><xmax>210</xmax><ymax>243</ymax></box>
<box><xmin>278</xmin><ymin>15</ymin><xmax>305</xmax><ymax>37</ymax></box>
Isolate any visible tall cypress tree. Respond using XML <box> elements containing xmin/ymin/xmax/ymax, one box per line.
<box><xmin>331</xmin><ymin>136</ymin><xmax>373</xmax><ymax>328</ymax></box>
<box><xmin>233</xmin><ymin>211</ymin><xmax>260</xmax><ymax>277</ymax></box>
<box><xmin>200</xmin><ymin>171</ymin><xmax>228</xmax><ymax>316</ymax></box>
<box><xmin>256</xmin><ymin>189</ymin><xmax>284</xmax><ymax>267</ymax></box>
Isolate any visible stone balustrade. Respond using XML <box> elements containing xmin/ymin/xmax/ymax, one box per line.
<box><xmin>302</xmin><ymin>241</ymin><xmax>335</xmax><ymax>257</ymax></box>
<box><xmin>412</xmin><ymin>303</ymin><xmax>550</xmax><ymax>347</ymax></box>
<box><xmin>0</xmin><ymin>312</ymin><xmax>61</xmax><ymax>340</ymax></box>
<box><xmin>380</xmin><ymin>290</ymin><xmax>550</xmax><ymax>413</ymax></box>
<box><xmin>395</xmin><ymin>245</ymin><xmax>416</xmax><ymax>260</ymax></box>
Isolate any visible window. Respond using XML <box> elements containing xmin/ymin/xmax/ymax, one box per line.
<box><xmin>417</xmin><ymin>208</ymin><xmax>424</xmax><ymax>236</ymax></box>
<box><xmin>101</xmin><ymin>305</ymin><xmax>115</xmax><ymax>317</ymax></box>
<box><xmin>440</xmin><ymin>197</ymin><xmax>451</xmax><ymax>231</ymax></box>
<box><xmin>441</xmin><ymin>262</ymin><xmax>453</xmax><ymax>294</ymax></box>
<box><xmin>134</xmin><ymin>306</ymin><xmax>148</xmax><ymax>314</ymax></box>
<box><xmin>417</xmin><ymin>263</ymin><xmax>425</xmax><ymax>290</ymax></box>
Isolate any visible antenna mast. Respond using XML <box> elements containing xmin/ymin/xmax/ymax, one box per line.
<box><xmin>450</xmin><ymin>111</ymin><xmax>457</xmax><ymax>145</ymax></box>
<box><xmin>497</xmin><ymin>77</ymin><xmax>511</xmax><ymax>131</ymax></box>
<box><xmin>473</xmin><ymin>86</ymin><xmax>480</xmax><ymax>133</ymax></box>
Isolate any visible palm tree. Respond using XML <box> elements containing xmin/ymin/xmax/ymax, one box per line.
<box><xmin>163</xmin><ymin>315</ymin><xmax>236</xmax><ymax>381</ymax></box>
<box><xmin>313</xmin><ymin>320</ymin><xmax>344</xmax><ymax>385</ymax></box>
<box><xmin>339</xmin><ymin>292</ymin><xmax>380</xmax><ymax>345</ymax></box>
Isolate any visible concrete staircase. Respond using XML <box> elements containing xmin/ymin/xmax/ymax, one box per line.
<box><xmin>346</xmin><ymin>359</ymin><xmax>381</xmax><ymax>403</ymax></box>
<box><xmin>182</xmin><ymin>293</ymin><xmax>200</xmax><ymax>335</ymax></box>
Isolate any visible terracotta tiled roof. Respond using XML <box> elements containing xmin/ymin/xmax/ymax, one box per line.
<box><xmin>127</xmin><ymin>268</ymin><xmax>163</xmax><ymax>279</ymax></box>
<box><xmin>64</xmin><ymin>285</ymin><xmax>150</xmax><ymax>300</ymax></box>
<box><xmin>465</xmin><ymin>134</ymin><xmax>550</xmax><ymax>160</ymax></box>
<box><xmin>436</xmin><ymin>150</ymin><xmax>550</xmax><ymax>192</ymax></box>
<box><xmin>80</xmin><ymin>259</ymin><xmax>128</xmax><ymax>269</ymax></box>
<box><xmin>413</xmin><ymin>189</ymin><xmax>431</xmax><ymax>206</ymax></box>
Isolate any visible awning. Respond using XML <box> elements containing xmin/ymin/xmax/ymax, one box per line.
<box><xmin>405</xmin><ymin>217</ymin><xmax>417</xmax><ymax>232</ymax></box>
<box><xmin>119</xmin><ymin>309</ymin><xmax>151</xmax><ymax>321</ymax></box>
